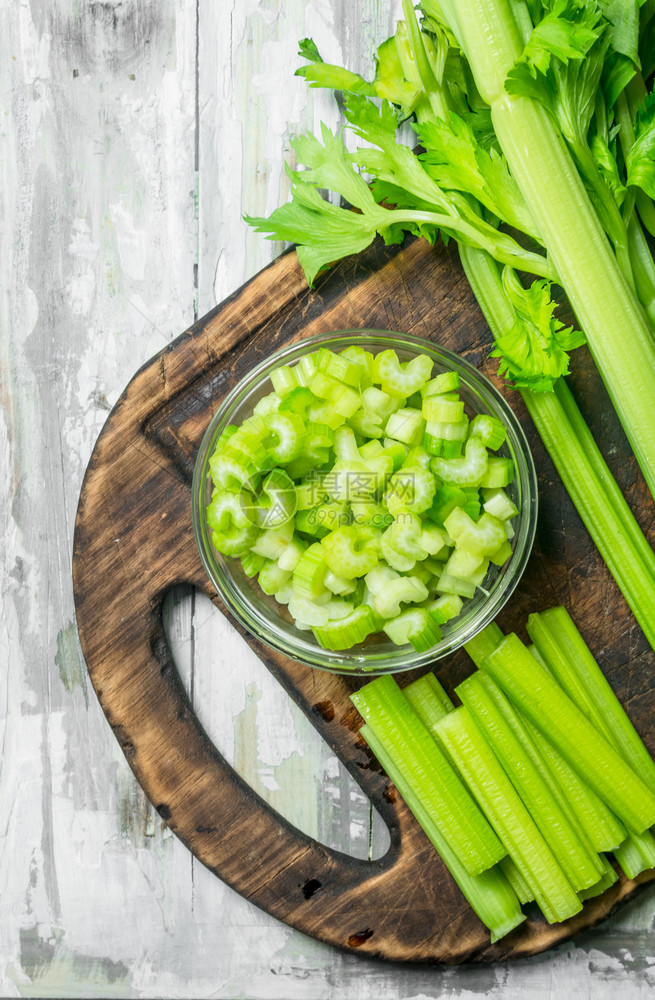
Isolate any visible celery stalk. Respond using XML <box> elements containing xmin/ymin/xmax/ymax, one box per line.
<box><xmin>499</xmin><ymin>857</ymin><xmax>534</xmax><ymax>905</ymax></box>
<box><xmin>527</xmin><ymin>608</ymin><xmax>655</xmax><ymax>795</ymax></box>
<box><xmin>361</xmin><ymin>724</ymin><xmax>525</xmax><ymax>942</ymax></box>
<box><xmin>464</xmin><ymin>622</ymin><xmax>504</xmax><ymax>669</ymax></box>
<box><xmin>457</xmin><ymin>671</ymin><xmax>603</xmax><ymax>892</ymax></box>
<box><xmin>483</xmin><ymin>634</ymin><xmax>655</xmax><ymax>835</ymax></box>
<box><xmin>449</xmin><ymin>0</ymin><xmax>655</xmax><ymax>500</ymax></box>
<box><xmin>460</xmin><ymin>244</ymin><xmax>655</xmax><ymax>653</ymax></box>
<box><xmin>520</xmin><ymin>714</ymin><xmax>626</xmax><ymax>854</ymax></box>
<box><xmin>434</xmin><ymin>706</ymin><xmax>581</xmax><ymax>923</ymax></box>
<box><xmin>351</xmin><ymin>677</ymin><xmax>505</xmax><ymax>875</ymax></box>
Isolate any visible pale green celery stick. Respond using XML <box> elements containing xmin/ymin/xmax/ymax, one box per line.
<box><xmin>528</xmin><ymin>608</ymin><xmax>655</xmax><ymax>879</ymax></box>
<box><xmin>464</xmin><ymin>622</ymin><xmax>505</xmax><ymax>669</ymax></box>
<box><xmin>520</xmin><ymin>714</ymin><xmax>626</xmax><ymax>854</ymax></box>
<box><xmin>527</xmin><ymin>607</ymin><xmax>655</xmax><ymax>795</ymax></box>
<box><xmin>361</xmin><ymin>724</ymin><xmax>525</xmax><ymax>942</ymax></box>
<box><xmin>480</xmin><ymin>663</ymin><xmax>612</xmax><ymax>861</ymax></box>
<box><xmin>435</xmin><ymin>706</ymin><xmax>581</xmax><ymax>923</ymax></box>
<box><xmin>627</xmin><ymin>210</ymin><xmax>655</xmax><ymax>328</ymax></box>
<box><xmin>404</xmin><ymin>673</ymin><xmax>454</xmax><ymax>730</ymax></box>
<box><xmin>458</xmin><ymin>672</ymin><xmax>602</xmax><ymax>891</ymax></box>
<box><xmin>578</xmin><ymin>858</ymin><xmax>619</xmax><ymax>900</ymax></box>
<box><xmin>484</xmin><ymin>634</ymin><xmax>655</xmax><ymax>834</ymax></box>
<box><xmin>614</xmin><ymin>832</ymin><xmax>655</xmax><ymax>880</ymax></box>
<box><xmin>552</xmin><ymin>379</ymin><xmax>655</xmax><ymax>588</ymax></box>
<box><xmin>351</xmin><ymin>676</ymin><xmax>505</xmax><ymax>875</ymax></box>
<box><xmin>460</xmin><ymin>242</ymin><xmax>655</xmax><ymax>653</ymax></box>
<box><xmin>449</xmin><ymin>0</ymin><xmax>655</xmax><ymax>501</ymax></box>
<box><xmin>499</xmin><ymin>856</ymin><xmax>534</xmax><ymax>904</ymax></box>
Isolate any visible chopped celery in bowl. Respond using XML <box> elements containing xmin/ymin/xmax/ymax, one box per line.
<box><xmin>191</xmin><ymin>330</ymin><xmax>537</xmax><ymax>674</ymax></box>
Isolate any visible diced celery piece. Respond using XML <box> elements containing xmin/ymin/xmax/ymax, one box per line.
<box><xmin>427</xmin><ymin>484</ymin><xmax>467</xmax><ymax>526</ymax></box>
<box><xmin>421</xmin><ymin>371</ymin><xmax>461</xmax><ymax>397</ymax></box>
<box><xmin>258</xmin><ymin>559</ymin><xmax>293</xmax><ymax>596</ymax></box>
<box><xmin>423</xmin><ymin>395</ymin><xmax>466</xmax><ymax>424</ymax></box>
<box><xmin>295</xmin><ymin>353</ymin><xmax>318</xmax><ymax>385</ymax></box>
<box><xmin>253</xmin><ymin>393</ymin><xmax>281</xmax><ymax>416</ymax></box>
<box><xmin>384</xmin><ymin>467</ymin><xmax>436</xmax><ymax>515</ymax></box>
<box><xmin>324</xmin><ymin>568</ymin><xmax>356</xmax><ymax>596</ymax></box>
<box><xmin>432</xmin><ymin>437</ymin><xmax>489</xmax><ymax>487</ymax></box>
<box><xmin>365</xmin><ymin>564</ymin><xmax>428</xmax><ymax>618</ymax></box>
<box><xmin>383</xmin><ymin>608</ymin><xmax>443</xmax><ymax>651</ymax></box>
<box><xmin>373</xmin><ymin>349</ymin><xmax>434</xmax><ymax>396</ymax></box>
<box><xmin>240</xmin><ymin>551</ymin><xmax>265</xmax><ymax>578</ymax></box>
<box><xmin>278</xmin><ymin>385</ymin><xmax>316</xmax><ymax>417</ymax></box>
<box><xmin>322</xmin><ymin>525</ymin><xmax>379</xmax><ymax>579</ymax></box>
<box><xmin>444</xmin><ymin>508</ymin><xmax>507</xmax><ymax>557</ymax></box>
<box><xmin>469</xmin><ymin>413</ymin><xmax>507</xmax><ymax>450</ymax></box>
<box><xmin>480</xmin><ymin>457</ymin><xmax>514</xmax><ymax>489</ymax></box>
<box><xmin>482</xmin><ymin>487</ymin><xmax>518</xmax><ymax>520</ymax></box>
<box><xmin>436</xmin><ymin>572</ymin><xmax>476</xmax><ymax>599</ymax></box>
<box><xmin>270</xmin><ymin>365</ymin><xmax>299</xmax><ymax>396</ymax></box>
<box><xmin>315</xmin><ymin>347</ymin><xmax>364</xmax><ymax>387</ymax></box>
<box><xmin>444</xmin><ymin>547</ymin><xmax>486</xmax><ymax>580</ymax></box>
<box><xmin>426</xmin><ymin>593</ymin><xmax>464</xmax><ymax>624</ymax></box>
<box><xmin>419</xmin><ymin>524</ymin><xmax>450</xmax><ymax>557</ymax></box>
<box><xmin>251</xmin><ymin>520</ymin><xmax>295</xmax><ymax>560</ymax></box>
<box><xmin>292</xmin><ymin>541</ymin><xmax>328</xmax><ymax>599</ymax></box>
<box><xmin>489</xmin><ymin>539</ymin><xmax>512</xmax><ymax>566</ymax></box>
<box><xmin>385</xmin><ymin>407</ymin><xmax>426</xmax><ymax>447</ymax></box>
<box><xmin>277</xmin><ymin>535</ymin><xmax>306</xmax><ymax>572</ymax></box>
<box><xmin>207</xmin><ymin>491</ymin><xmax>259</xmax><ymax>556</ymax></box>
<box><xmin>312</xmin><ymin>605</ymin><xmax>378</xmax><ymax>649</ymax></box>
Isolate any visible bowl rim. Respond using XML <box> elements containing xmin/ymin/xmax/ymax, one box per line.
<box><xmin>191</xmin><ymin>329</ymin><xmax>538</xmax><ymax>675</ymax></box>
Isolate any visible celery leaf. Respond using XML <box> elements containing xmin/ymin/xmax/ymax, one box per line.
<box><xmin>626</xmin><ymin>91</ymin><xmax>655</xmax><ymax>199</ymax></box>
<box><xmin>416</xmin><ymin>113</ymin><xmax>541</xmax><ymax>239</ymax></box>
<box><xmin>491</xmin><ymin>269</ymin><xmax>586</xmax><ymax>392</ymax></box>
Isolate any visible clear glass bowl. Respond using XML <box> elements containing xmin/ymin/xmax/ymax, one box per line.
<box><xmin>192</xmin><ymin>330</ymin><xmax>538</xmax><ymax>675</ymax></box>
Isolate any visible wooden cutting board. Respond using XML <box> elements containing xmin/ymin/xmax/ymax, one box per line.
<box><xmin>72</xmin><ymin>233</ymin><xmax>655</xmax><ymax>964</ymax></box>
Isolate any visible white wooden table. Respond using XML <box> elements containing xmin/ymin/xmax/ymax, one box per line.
<box><xmin>3</xmin><ymin>1</ymin><xmax>655</xmax><ymax>996</ymax></box>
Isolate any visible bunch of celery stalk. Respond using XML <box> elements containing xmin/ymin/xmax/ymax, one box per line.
<box><xmin>247</xmin><ymin>0</ymin><xmax>655</xmax><ymax>652</ymax></box>
<box><xmin>353</xmin><ymin>608</ymin><xmax>655</xmax><ymax>939</ymax></box>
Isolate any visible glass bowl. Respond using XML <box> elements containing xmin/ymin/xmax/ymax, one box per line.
<box><xmin>192</xmin><ymin>330</ymin><xmax>538</xmax><ymax>675</ymax></box>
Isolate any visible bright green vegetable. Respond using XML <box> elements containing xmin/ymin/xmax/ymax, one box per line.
<box><xmin>484</xmin><ymin>633</ymin><xmax>655</xmax><ymax>835</ymax></box>
<box><xmin>361</xmin><ymin>724</ymin><xmax>525</xmax><ymax>941</ymax></box>
<box><xmin>434</xmin><ymin>706</ymin><xmax>582</xmax><ymax>923</ymax></box>
<box><xmin>351</xmin><ymin>677</ymin><xmax>506</xmax><ymax>875</ymax></box>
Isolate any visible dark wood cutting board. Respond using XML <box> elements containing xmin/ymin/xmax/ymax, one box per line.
<box><xmin>72</xmin><ymin>234</ymin><xmax>655</xmax><ymax>964</ymax></box>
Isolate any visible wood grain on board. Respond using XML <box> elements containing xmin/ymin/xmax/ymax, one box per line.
<box><xmin>73</xmin><ymin>232</ymin><xmax>655</xmax><ymax>964</ymax></box>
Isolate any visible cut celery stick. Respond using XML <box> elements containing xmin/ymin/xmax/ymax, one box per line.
<box><xmin>458</xmin><ymin>672</ymin><xmax>603</xmax><ymax>892</ymax></box>
<box><xmin>361</xmin><ymin>724</ymin><xmax>525</xmax><ymax>943</ymax></box>
<box><xmin>464</xmin><ymin>622</ymin><xmax>505</xmax><ymax>668</ymax></box>
<box><xmin>614</xmin><ymin>831</ymin><xmax>655</xmax><ymax>881</ymax></box>
<box><xmin>434</xmin><ymin>707</ymin><xmax>581</xmax><ymax>923</ymax></box>
<box><xmin>351</xmin><ymin>677</ymin><xmax>505</xmax><ymax>876</ymax></box>
<box><xmin>404</xmin><ymin>673</ymin><xmax>454</xmax><ymax>726</ymax></box>
<box><xmin>520</xmin><ymin>714</ymin><xmax>626</xmax><ymax>854</ymax></box>
<box><xmin>527</xmin><ymin>607</ymin><xmax>655</xmax><ymax>796</ymax></box>
<box><xmin>499</xmin><ymin>856</ymin><xmax>534</xmax><ymax>905</ymax></box>
<box><xmin>473</xmin><ymin>667</ymin><xmax>613</xmax><ymax>862</ymax></box>
<box><xmin>578</xmin><ymin>859</ymin><xmax>619</xmax><ymax>901</ymax></box>
<box><xmin>484</xmin><ymin>634</ymin><xmax>655</xmax><ymax>835</ymax></box>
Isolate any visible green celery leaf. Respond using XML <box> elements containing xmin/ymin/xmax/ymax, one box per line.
<box><xmin>597</xmin><ymin>0</ymin><xmax>640</xmax><ymax>65</ymax></box>
<box><xmin>602</xmin><ymin>51</ymin><xmax>637</xmax><ymax>109</ymax></box>
<box><xmin>626</xmin><ymin>91</ymin><xmax>655</xmax><ymax>198</ymax></box>
<box><xmin>345</xmin><ymin>96</ymin><xmax>453</xmax><ymax>212</ymax></box>
<box><xmin>491</xmin><ymin>269</ymin><xmax>586</xmax><ymax>391</ymax></box>
<box><xmin>245</xmin><ymin>173</ymin><xmax>380</xmax><ymax>287</ymax></box>
<box><xmin>591</xmin><ymin>134</ymin><xmax>627</xmax><ymax>206</ymax></box>
<box><xmin>506</xmin><ymin>0</ymin><xmax>601</xmax><ymax>85</ymax></box>
<box><xmin>416</xmin><ymin>114</ymin><xmax>541</xmax><ymax>239</ymax></box>
<box><xmin>291</xmin><ymin>123</ymin><xmax>380</xmax><ymax>214</ymax></box>
<box><xmin>297</xmin><ymin>38</ymin><xmax>323</xmax><ymax>64</ymax></box>
<box><xmin>295</xmin><ymin>34</ymin><xmax>419</xmax><ymax>117</ymax></box>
